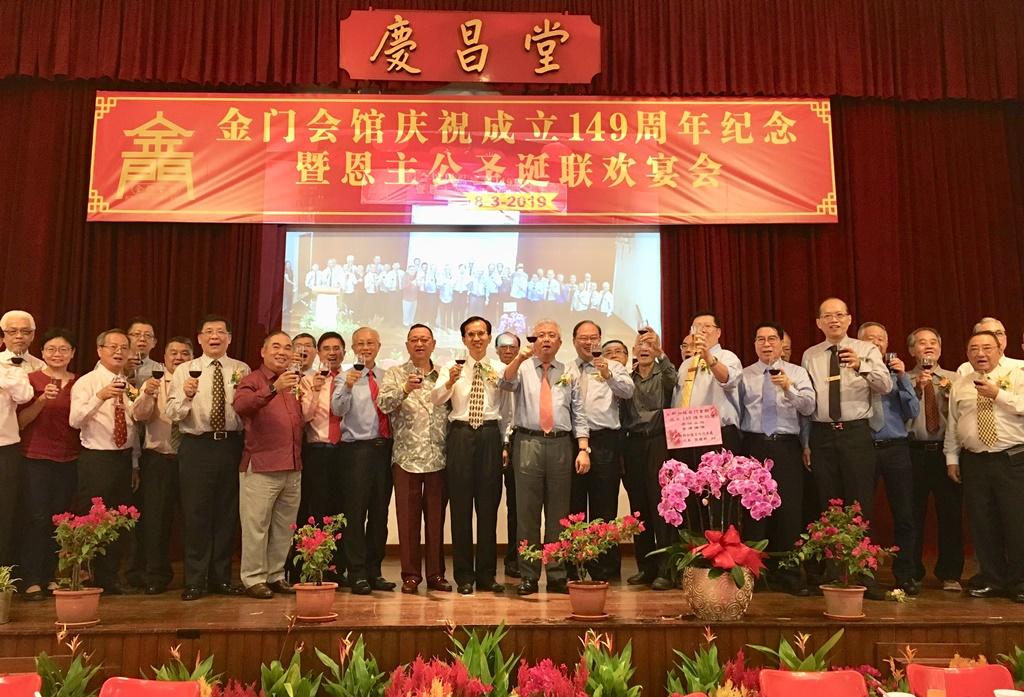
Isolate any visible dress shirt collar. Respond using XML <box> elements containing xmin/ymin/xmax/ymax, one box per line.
<box><xmin>531</xmin><ymin>356</ymin><xmax>563</xmax><ymax>373</ymax></box>
<box><xmin>257</xmin><ymin>364</ymin><xmax>280</xmax><ymax>381</ymax></box>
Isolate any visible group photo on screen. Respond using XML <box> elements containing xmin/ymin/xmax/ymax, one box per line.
<box><xmin>282</xmin><ymin>227</ymin><xmax>661</xmax><ymax>364</ymax></box>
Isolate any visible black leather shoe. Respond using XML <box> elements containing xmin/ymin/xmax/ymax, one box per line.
<box><xmin>479</xmin><ymin>580</ymin><xmax>505</xmax><ymax>593</ymax></box>
<box><xmin>370</xmin><ymin>576</ymin><xmax>396</xmax><ymax>592</ymax></box>
<box><xmin>547</xmin><ymin>579</ymin><xmax>569</xmax><ymax>594</ymax></box>
<box><xmin>457</xmin><ymin>582</ymin><xmax>475</xmax><ymax>595</ymax></box>
<box><xmin>245</xmin><ymin>583</ymin><xmax>274</xmax><ymax>600</ymax></box>
<box><xmin>144</xmin><ymin>584</ymin><xmax>167</xmax><ymax>595</ymax></box>
<box><xmin>427</xmin><ymin>576</ymin><xmax>452</xmax><ymax>592</ymax></box>
<box><xmin>895</xmin><ymin>578</ymin><xmax>921</xmax><ymax>596</ymax></box>
<box><xmin>23</xmin><ymin>588</ymin><xmax>46</xmax><ymax>602</ymax></box>
<box><xmin>268</xmin><ymin>579</ymin><xmax>295</xmax><ymax>594</ymax></box>
<box><xmin>1013</xmin><ymin>591</ymin><xmax>1024</xmax><ymax>604</ymax></box>
<box><xmin>351</xmin><ymin>579</ymin><xmax>373</xmax><ymax>595</ymax></box>
<box><xmin>401</xmin><ymin>579</ymin><xmax>419</xmax><ymax>594</ymax></box>
<box><xmin>968</xmin><ymin>586</ymin><xmax>1005</xmax><ymax>599</ymax></box>
<box><xmin>627</xmin><ymin>571</ymin><xmax>655</xmax><ymax>586</ymax></box>
<box><xmin>101</xmin><ymin>583</ymin><xmax>137</xmax><ymax>596</ymax></box>
<box><xmin>504</xmin><ymin>565</ymin><xmax>521</xmax><ymax>579</ymax></box>
<box><xmin>651</xmin><ymin>577</ymin><xmax>674</xmax><ymax>591</ymax></box>
<box><xmin>786</xmin><ymin>585</ymin><xmax>811</xmax><ymax>597</ymax></box>
<box><xmin>864</xmin><ymin>585</ymin><xmax>888</xmax><ymax>601</ymax></box>
<box><xmin>181</xmin><ymin>586</ymin><xmax>204</xmax><ymax>601</ymax></box>
<box><xmin>208</xmin><ymin>583</ymin><xmax>244</xmax><ymax>596</ymax></box>
<box><xmin>516</xmin><ymin>579</ymin><xmax>539</xmax><ymax>596</ymax></box>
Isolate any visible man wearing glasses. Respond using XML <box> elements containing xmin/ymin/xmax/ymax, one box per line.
<box><xmin>125</xmin><ymin>317</ymin><xmax>159</xmax><ymax>388</ymax></box>
<box><xmin>0</xmin><ymin>310</ymin><xmax>44</xmax><ymax>371</ymax></box>
<box><xmin>69</xmin><ymin>328</ymin><xmax>140</xmax><ymax>594</ymax></box>
<box><xmin>955</xmin><ymin>318</ymin><xmax>1023</xmax><ymax>376</ymax></box>
<box><xmin>166</xmin><ymin>315</ymin><xmax>249</xmax><ymax>601</ymax></box>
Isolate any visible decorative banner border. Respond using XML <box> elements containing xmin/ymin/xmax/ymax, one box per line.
<box><xmin>87</xmin><ymin>92</ymin><xmax>837</xmax><ymax>226</ymax></box>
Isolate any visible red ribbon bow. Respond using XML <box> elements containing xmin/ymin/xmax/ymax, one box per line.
<box><xmin>692</xmin><ymin>525</ymin><xmax>766</xmax><ymax>577</ymax></box>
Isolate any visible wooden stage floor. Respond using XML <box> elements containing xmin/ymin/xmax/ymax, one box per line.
<box><xmin>3</xmin><ymin>561</ymin><xmax>1024</xmax><ymax>691</ymax></box>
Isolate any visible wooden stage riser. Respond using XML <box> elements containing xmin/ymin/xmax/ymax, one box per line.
<box><xmin>3</xmin><ymin>623</ymin><xmax>1024</xmax><ymax>692</ymax></box>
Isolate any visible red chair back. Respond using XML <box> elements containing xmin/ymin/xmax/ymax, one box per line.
<box><xmin>98</xmin><ymin>678</ymin><xmax>201</xmax><ymax>696</ymax></box>
<box><xmin>907</xmin><ymin>664</ymin><xmax>947</xmax><ymax>697</ymax></box>
<box><xmin>759</xmin><ymin>669</ymin><xmax>868</xmax><ymax>697</ymax></box>
<box><xmin>907</xmin><ymin>663</ymin><xmax>1015</xmax><ymax>697</ymax></box>
<box><xmin>0</xmin><ymin>673</ymin><xmax>42</xmax><ymax>696</ymax></box>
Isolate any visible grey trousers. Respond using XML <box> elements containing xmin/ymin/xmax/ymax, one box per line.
<box><xmin>239</xmin><ymin>470</ymin><xmax>301</xmax><ymax>588</ymax></box>
<box><xmin>513</xmin><ymin>432</ymin><xmax>573</xmax><ymax>584</ymax></box>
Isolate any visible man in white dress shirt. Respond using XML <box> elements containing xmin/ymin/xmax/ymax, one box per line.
<box><xmin>944</xmin><ymin>330</ymin><xmax>1024</xmax><ymax>603</ymax></box>
<box><xmin>0</xmin><ymin>310</ymin><xmax>45</xmax><ymax>371</ymax></box>
<box><xmin>0</xmin><ymin>316</ymin><xmax>32</xmax><ymax>568</ymax></box>
<box><xmin>956</xmin><ymin>318</ymin><xmax>1024</xmax><ymax>375</ymax></box>
<box><xmin>432</xmin><ymin>316</ymin><xmax>509</xmax><ymax>595</ymax></box>
<box><xmin>69</xmin><ymin>328</ymin><xmax>140</xmax><ymax>593</ymax></box>
<box><xmin>165</xmin><ymin>315</ymin><xmax>249</xmax><ymax>601</ymax></box>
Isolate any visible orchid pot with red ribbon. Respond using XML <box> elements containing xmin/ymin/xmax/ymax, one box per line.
<box><xmin>657</xmin><ymin>450</ymin><xmax>780</xmax><ymax>589</ymax></box>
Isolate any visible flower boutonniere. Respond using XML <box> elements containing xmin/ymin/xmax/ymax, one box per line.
<box><xmin>555</xmin><ymin>372</ymin><xmax>572</xmax><ymax>387</ymax></box>
<box><xmin>426</xmin><ymin>369</ymin><xmax>439</xmax><ymax>383</ymax></box>
<box><xmin>936</xmin><ymin>376</ymin><xmax>952</xmax><ymax>392</ymax></box>
<box><xmin>697</xmin><ymin>358</ymin><xmax>711</xmax><ymax>373</ymax></box>
<box><xmin>124</xmin><ymin>384</ymin><xmax>140</xmax><ymax>403</ymax></box>
<box><xmin>480</xmin><ymin>362</ymin><xmax>499</xmax><ymax>384</ymax></box>
<box><xmin>230</xmin><ymin>369</ymin><xmax>243</xmax><ymax>385</ymax></box>
<box><xmin>996</xmin><ymin>376</ymin><xmax>1012</xmax><ymax>391</ymax></box>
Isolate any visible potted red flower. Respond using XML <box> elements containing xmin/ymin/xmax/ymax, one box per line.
<box><xmin>657</xmin><ymin>450</ymin><xmax>779</xmax><ymax>621</ymax></box>
<box><xmin>291</xmin><ymin>514</ymin><xmax>345</xmax><ymax>622</ymax></box>
<box><xmin>519</xmin><ymin>512</ymin><xmax>644</xmax><ymax>618</ymax></box>
<box><xmin>783</xmin><ymin>499</ymin><xmax>896</xmax><ymax>618</ymax></box>
<box><xmin>52</xmin><ymin>497</ymin><xmax>139</xmax><ymax>626</ymax></box>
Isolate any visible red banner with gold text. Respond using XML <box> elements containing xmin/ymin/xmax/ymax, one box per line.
<box><xmin>87</xmin><ymin>92</ymin><xmax>837</xmax><ymax>225</ymax></box>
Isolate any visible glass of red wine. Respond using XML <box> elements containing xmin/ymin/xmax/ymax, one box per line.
<box><xmin>527</xmin><ymin>335</ymin><xmax>538</xmax><ymax>344</ymax></box>
<box><xmin>352</xmin><ymin>362</ymin><xmax>366</xmax><ymax>372</ymax></box>
<box><xmin>151</xmin><ymin>365</ymin><xmax>165</xmax><ymax>380</ymax></box>
<box><xmin>590</xmin><ymin>339</ymin><xmax>602</xmax><ymax>360</ymax></box>
<box><xmin>10</xmin><ymin>356</ymin><xmax>23</xmax><ymax>366</ymax></box>
<box><xmin>188</xmin><ymin>368</ymin><xmax>202</xmax><ymax>379</ymax></box>
<box><xmin>922</xmin><ymin>358</ymin><xmax>935</xmax><ymax>372</ymax></box>
<box><xmin>769</xmin><ymin>368</ymin><xmax>782</xmax><ymax>376</ymax></box>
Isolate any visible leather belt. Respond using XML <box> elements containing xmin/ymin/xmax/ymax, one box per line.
<box><xmin>812</xmin><ymin>419</ymin><xmax>868</xmax><ymax>431</ymax></box>
<box><xmin>874</xmin><ymin>437</ymin><xmax>909</xmax><ymax>449</ymax></box>
<box><xmin>742</xmin><ymin>431</ymin><xmax>799</xmax><ymax>443</ymax></box>
<box><xmin>186</xmin><ymin>431</ymin><xmax>241</xmax><ymax>441</ymax></box>
<box><xmin>517</xmin><ymin>428</ymin><xmax>571</xmax><ymax>439</ymax></box>
<box><xmin>909</xmin><ymin>440</ymin><xmax>942</xmax><ymax>451</ymax></box>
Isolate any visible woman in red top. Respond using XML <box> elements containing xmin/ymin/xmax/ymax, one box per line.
<box><xmin>18</xmin><ymin>328</ymin><xmax>79</xmax><ymax>600</ymax></box>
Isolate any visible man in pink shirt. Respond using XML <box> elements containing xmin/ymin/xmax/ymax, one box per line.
<box><xmin>233</xmin><ymin>331</ymin><xmax>320</xmax><ymax>599</ymax></box>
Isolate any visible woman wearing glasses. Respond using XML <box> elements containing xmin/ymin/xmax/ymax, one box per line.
<box><xmin>17</xmin><ymin>328</ymin><xmax>79</xmax><ymax>600</ymax></box>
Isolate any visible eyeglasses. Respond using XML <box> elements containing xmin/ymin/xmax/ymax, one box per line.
<box><xmin>128</xmin><ymin>331</ymin><xmax>155</xmax><ymax>340</ymax></box>
<box><xmin>754</xmin><ymin>336</ymin><xmax>781</xmax><ymax>344</ymax></box>
<box><xmin>43</xmin><ymin>346</ymin><xmax>73</xmax><ymax>355</ymax></box>
<box><xmin>2</xmin><ymin>328</ymin><xmax>33</xmax><ymax>337</ymax></box>
<box><xmin>201</xmin><ymin>329</ymin><xmax>229</xmax><ymax>337</ymax></box>
<box><xmin>819</xmin><ymin>312</ymin><xmax>849</xmax><ymax>321</ymax></box>
<box><xmin>691</xmin><ymin>323</ymin><xmax>719</xmax><ymax>331</ymax></box>
<box><xmin>102</xmin><ymin>344</ymin><xmax>130</xmax><ymax>353</ymax></box>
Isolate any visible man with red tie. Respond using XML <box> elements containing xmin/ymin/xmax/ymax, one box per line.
<box><xmin>331</xmin><ymin>327</ymin><xmax>396</xmax><ymax>596</ymax></box>
<box><xmin>298</xmin><ymin>331</ymin><xmax>347</xmax><ymax>585</ymax></box>
<box><xmin>69</xmin><ymin>328</ymin><xmax>139</xmax><ymax>594</ymax></box>
<box><xmin>233</xmin><ymin>331</ymin><xmax>311</xmax><ymax>599</ymax></box>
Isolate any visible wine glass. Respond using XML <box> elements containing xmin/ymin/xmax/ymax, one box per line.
<box><xmin>590</xmin><ymin>339</ymin><xmax>602</xmax><ymax>360</ymax></box>
<box><xmin>151</xmin><ymin>364</ymin><xmax>166</xmax><ymax>380</ymax></box>
<box><xmin>455</xmin><ymin>349</ymin><xmax>467</xmax><ymax>366</ymax></box>
<box><xmin>526</xmin><ymin>335</ymin><xmax>538</xmax><ymax>344</ymax></box>
<box><xmin>188</xmin><ymin>368</ymin><xmax>202</xmax><ymax>379</ymax></box>
<box><xmin>9</xmin><ymin>355</ymin><xmax>24</xmax><ymax>366</ymax></box>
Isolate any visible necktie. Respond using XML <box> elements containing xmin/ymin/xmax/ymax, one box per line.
<box><xmin>762</xmin><ymin>369</ymin><xmax>778</xmax><ymax>435</ymax></box>
<box><xmin>328</xmin><ymin>370</ymin><xmax>342</xmax><ymax>444</ymax></box>
<box><xmin>678</xmin><ymin>359</ymin><xmax>700</xmax><ymax>408</ymax></box>
<box><xmin>468</xmin><ymin>362</ymin><xmax>485</xmax><ymax>429</ymax></box>
<box><xmin>366</xmin><ymin>369</ymin><xmax>391</xmax><ymax>438</ymax></box>
<box><xmin>113</xmin><ymin>395</ymin><xmax>127</xmax><ymax>448</ymax></box>
<box><xmin>210</xmin><ymin>360</ymin><xmax>226</xmax><ymax>432</ymax></box>
<box><xmin>828</xmin><ymin>346</ymin><xmax>842</xmax><ymax>422</ymax></box>
<box><xmin>977</xmin><ymin>394</ymin><xmax>998</xmax><ymax>447</ymax></box>
<box><xmin>923</xmin><ymin>378</ymin><xmax>940</xmax><ymax>434</ymax></box>
<box><xmin>539</xmin><ymin>364</ymin><xmax>554</xmax><ymax>433</ymax></box>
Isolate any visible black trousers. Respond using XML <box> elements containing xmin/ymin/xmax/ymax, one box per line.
<box><xmin>622</xmin><ymin>430</ymin><xmax>671</xmax><ymax>577</ymax></box>
<box><xmin>503</xmin><ymin>441</ymin><xmax>518</xmax><ymax>572</ymax></box>
<box><xmin>742</xmin><ymin>434</ymin><xmax>804</xmax><ymax>585</ymax></box>
<box><xmin>875</xmin><ymin>441</ymin><xmax>917</xmax><ymax>583</ymax></box>
<box><xmin>569</xmin><ymin>428</ymin><xmax>623</xmax><ymax>580</ymax></box>
<box><xmin>340</xmin><ymin>439</ymin><xmax>393</xmax><ymax>583</ymax></box>
<box><xmin>0</xmin><ymin>444</ymin><xmax>21</xmax><ymax>567</ymax></box>
<box><xmin>76</xmin><ymin>448</ymin><xmax>133</xmax><ymax>588</ymax></box>
<box><xmin>20</xmin><ymin>457</ymin><xmax>77</xmax><ymax>588</ymax></box>
<box><xmin>301</xmin><ymin>443</ymin><xmax>347</xmax><ymax>577</ymax></box>
<box><xmin>809</xmin><ymin>420</ymin><xmax>878</xmax><ymax>522</ymax></box>
<box><xmin>140</xmin><ymin>450</ymin><xmax>179</xmax><ymax>587</ymax></box>
<box><xmin>960</xmin><ymin>449</ymin><xmax>1024</xmax><ymax>591</ymax></box>
<box><xmin>910</xmin><ymin>441</ymin><xmax>964</xmax><ymax>582</ymax></box>
<box><xmin>446</xmin><ymin>421</ymin><xmax>502</xmax><ymax>586</ymax></box>
<box><xmin>178</xmin><ymin>434</ymin><xmax>243</xmax><ymax>588</ymax></box>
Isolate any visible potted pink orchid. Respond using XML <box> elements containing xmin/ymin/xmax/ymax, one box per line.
<box><xmin>291</xmin><ymin>514</ymin><xmax>345</xmax><ymax>622</ymax></box>
<box><xmin>657</xmin><ymin>450</ymin><xmax>780</xmax><ymax>621</ymax></box>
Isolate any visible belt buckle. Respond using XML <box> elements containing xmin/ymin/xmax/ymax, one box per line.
<box><xmin>213</xmin><ymin>431</ymin><xmax>228</xmax><ymax>441</ymax></box>
<box><xmin>831</xmin><ymin>422</ymin><xmax>845</xmax><ymax>431</ymax></box>
<box><xmin>543</xmin><ymin>430</ymin><xmax>556</xmax><ymax>438</ymax></box>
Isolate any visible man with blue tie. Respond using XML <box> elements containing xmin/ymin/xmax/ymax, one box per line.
<box><xmin>500</xmin><ymin>320</ymin><xmax>590</xmax><ymax>596</ymax></box>
<box><xmin>738</xmin><ymin>322</ymin><xmax>816</xmax><ymax>595</ymax></box>
<box><xmin>859</xmin><ymin>322</ymin><xmax>921</xmax><ymax>595</ymax></box>
<box><xmin>331</xmin><ymin>326</ymin><xmax>396</xmax><ymax>596</ymax></box>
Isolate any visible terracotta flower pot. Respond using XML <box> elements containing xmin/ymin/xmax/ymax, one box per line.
<box><xmin>682</xmin><ymin>567</ymin><xmax>754</xmax><ymax>621</ymax></box>
<box><xmin>820</xmin><ymin>584</ymin><xmax>866</xmax><ymax>619</ymax></box>
<box><xmin>54</xmin><ymin>588</ymin><xmax>103</xmax><ymax>627</ymax></box>
<box><xmin>567</xmin><ymin>580</ymin><xmax>609</xmax><ymax>618</ymax></box>
<box><xmin>294</xmin><ymin>582</ymin><xmax>338</xmax><ymax>621</ymax></box>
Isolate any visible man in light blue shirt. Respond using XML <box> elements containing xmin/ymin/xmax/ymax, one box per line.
<box><xmin>859</xmin><ymin>321</ymin><xmax>921</xmax><ymax>596</ymax></box>
<box><xmin>500</xmin><ymin>320</ymin><xmax>590</xmax><ymax>595</ymax></box>
<box><xmin>331</xmin><ymin>326</ymin><xmax>395</xmax><ymax>596</ymax></box>
<box><xmin>738</xmin><ymin>322</ymin><xmax>816</xmax><ymax>596</ymax></box>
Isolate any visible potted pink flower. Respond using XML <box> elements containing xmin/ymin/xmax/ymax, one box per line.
<box><xmin>52</xmin><ymin>497</ymin><xmax>139</xmax><ymax>626</ymax></box>
<box><xmin>291</xmin><ymin>514</ymin><xmax>345</xmax><ymax>621</ymax></box>
<box><xmin>657</xmin><ymin>450</ymin><xmax>780</xmax><ymax>621</ymax></box>
<box><xmin>783</xmin><ymin>499</ymin><xmax>896</xmax><ymax>618</ymax></box>
<box><xmin>519</xmin><ymin>512</ymin><xmax>644</xmax><ymax>618</ymax></box>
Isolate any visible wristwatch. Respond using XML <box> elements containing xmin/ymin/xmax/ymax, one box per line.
<box><xmin>708</xmin><ymin>356</ymin><xmax>719</xmax><ymax>368</ymax></box>
<box><xmin>580</xmin><ymin>446</ymin><xmax>592</xmax><ymax>454</ymax></box>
